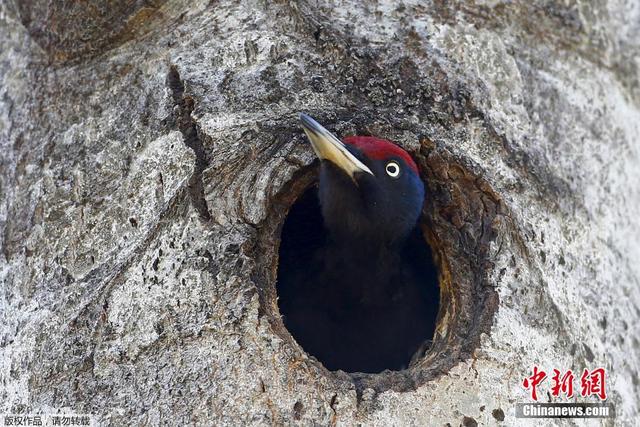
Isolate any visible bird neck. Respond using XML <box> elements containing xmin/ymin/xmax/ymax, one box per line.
<box><xmin>325</xmin><ymin>234</ymin><xmax>404</xmax><ymax>286</ymax></box>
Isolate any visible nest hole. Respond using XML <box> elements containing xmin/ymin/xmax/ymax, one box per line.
<box><xmin>276</xmin><ymin>185</ymin><xmax>440</xmax><ymax>373</ymax></box>
<box><xmin>254</xmin><ymin>143</ymin><xmax>500</xmax><ymax>393</ymax></box>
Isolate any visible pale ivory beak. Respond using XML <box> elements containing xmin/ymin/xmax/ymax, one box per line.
<box><xmin>299</xmin><ymin>113</ymin><xmax>374</xmax><ymax>180</ymax></box>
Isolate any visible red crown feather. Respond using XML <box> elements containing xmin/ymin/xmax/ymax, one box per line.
<box><xmin>342</xmin><ymin>136</ymin><xmax>419</xmax><ymax>174</ymax></box>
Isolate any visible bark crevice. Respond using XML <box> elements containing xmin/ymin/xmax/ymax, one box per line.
<box><xmin>167</xmin><ymin>64</ymin><xmax>212</xmax><ymax>222</ymax></box>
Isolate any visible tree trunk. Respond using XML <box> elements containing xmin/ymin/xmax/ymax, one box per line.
<box><xmin>1</xmin><ymin>1</ymin><xmax>639</xmax><ymax>425</ymax></box>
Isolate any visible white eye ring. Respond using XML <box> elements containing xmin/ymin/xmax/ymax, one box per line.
<box><xmin>385</xmin><ymin>161</ymin><xmax>400</xmax><ymax>178</ymax></box>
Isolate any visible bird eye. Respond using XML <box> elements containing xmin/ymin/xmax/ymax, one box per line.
<box><xmin>385</xmin><ymin>161</ymin><xmax>400</xmax><ymax>178</ymax></box>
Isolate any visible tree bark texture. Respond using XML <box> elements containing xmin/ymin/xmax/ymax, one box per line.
<box><xmin>1</xmin><ymin>1</ymin><xmax>639</xmax><ymax>425</ymax></box>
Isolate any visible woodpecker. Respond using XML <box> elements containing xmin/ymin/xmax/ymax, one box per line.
<box><xmin>277</xmin><ymin>113</ymin><xmax>439</xmax><ymax>373</ymax></box>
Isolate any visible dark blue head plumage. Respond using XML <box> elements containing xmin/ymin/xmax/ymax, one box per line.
<box><xmin>300</xmin><ymin>113</ymin><xmax>424</xmax><ymax>247</ymax></box>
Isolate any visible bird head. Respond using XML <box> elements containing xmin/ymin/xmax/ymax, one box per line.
<box><xmin>300</xmin><ymin>113</ymin><xmax>425</xmax><ymax>246</ymax></box>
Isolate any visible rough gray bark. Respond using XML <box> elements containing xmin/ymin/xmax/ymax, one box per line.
<box><xmin>1</xmin><ymin>1</ymin><xmax>639</xmax><ymax>426</ymax></box>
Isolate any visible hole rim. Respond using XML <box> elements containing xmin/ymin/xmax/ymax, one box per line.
<box><xmin>252</xmin><ymin>139</ymin><xmax>501</xmax><ymax>395</ymax></box>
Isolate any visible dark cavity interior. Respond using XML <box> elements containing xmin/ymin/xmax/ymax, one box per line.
<box><xmin>276</xmin><ymin>185</ymin><xmax>440</xmax><ymax>373</ymax></box>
